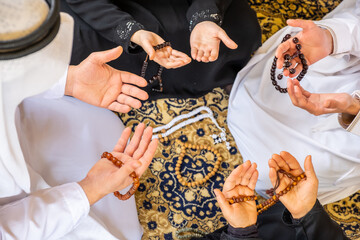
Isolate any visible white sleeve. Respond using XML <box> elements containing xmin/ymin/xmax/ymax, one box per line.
<box><xmin>338</xmin><ymin>90</ymin><xmax>360</xmax><ymax>136</ymax></box>
<box><xmin>42</xmin><ymin>67</ymin><xmax>68</xmax><ymax>99</ymax></box>
<box><xmin>316</xmin><ymin>0</ymin><xmax>360</xmax><ymax>57</ymax></box>
<box><xmin>344</xmin><ymin>90</ymin><xmax>360</xmax><ymax>136</ymax></box>
<box><xmin>0</xmin><ymin>183</ymin><xmax>90</xmax><ymax>240</ymax></box>
<box><xmin>346</xmin><ymin>110</ymin><xmax>360</xmax><ymax>136</ymax></box>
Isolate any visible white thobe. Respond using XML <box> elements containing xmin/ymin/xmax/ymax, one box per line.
<box><xmin>0</xmin><ymin>13</ymin><xmax>142</xmax><ymax>240</ymax></box>
<box><xmin>341</xmin><ymin>90</ymin><xmax>360</xmax><ymax>135</ymax></box>
<box><xmin>228</xmin><ymin>0</ymin><xmax>360</xmax><ymax>205</ymax></box>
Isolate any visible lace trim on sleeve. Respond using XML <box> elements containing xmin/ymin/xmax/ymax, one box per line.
<box><xmin>115</xmin><ymin>20</ymin><xmax>144</xmax><ymax>40</ymax></box>
<box><xmin>189</xmin><ymin>9</ymin><xmax>222</xmax><ymax>31</ymax></box>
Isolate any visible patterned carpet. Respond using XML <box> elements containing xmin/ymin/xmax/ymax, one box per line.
<box><xmin>118</xmin><ymin>0</ymin><xmax>360</xmax><ymax>239</ymax></box>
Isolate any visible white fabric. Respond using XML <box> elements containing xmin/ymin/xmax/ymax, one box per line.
<box><xmin>17</xmin><ymin>93</ymin><xmax>143</xmax><ymax>240</ymax></box>
<box><xmin>0</xmin><ymin>12</ymin><xmax>73</xmax><ymax>198</ymax></box>
<box><xmin>346</xmin><ymin>90</ymin><xmax>360</xmax><ymax>135</ymax></box>
<box><xmin>228</xmin><ymin>0</ymin><xmax>360</xmax><ymax>205</ymax></box>
<box><xmin>0</xmin><ymin>12</ymin><xmax>142</xmax><ymax>240</ymax></box>
<box><xmin>0</xmin><ymin>183</ymin><xmax>89</xmax><ymax>240</ymax></box>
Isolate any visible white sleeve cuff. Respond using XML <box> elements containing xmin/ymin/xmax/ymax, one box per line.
<box><xmin>43</xmin><ymin>67</ymin><xmax>68</xmax><ymax>99</ymax></box>
<box><xmin>317</xmin><ymin>20</ymin><xmax>352</xmax><ymax>55</ymax></box>
<box><xmin>58</xmin><ymin>182</ymin><xmax>90</xmax><ymax>226</ymax></box>
<box><xmin>346</xmin><ymin>90</ymin><xmax>360</xmax><ymax>136</ymax></box>
<box><xmin>0</xmin><ymin>182</ymin><xmax>90</xmax><ymax>239</ymax></box>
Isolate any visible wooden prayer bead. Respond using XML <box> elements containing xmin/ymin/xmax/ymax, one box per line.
<box><xmin>158</xmin><ymin>135</ymin><xmax>224</xmax><ymax>188</ymax></box>
<box><xmin>228</xmin><ymin>170</ymin><xmax>306</xmax><ymax>215</ymax></box>
<box><xmin>102</xmin><ymin>152</ymin><xmax>140</xmax><ymax>201</ymax></box>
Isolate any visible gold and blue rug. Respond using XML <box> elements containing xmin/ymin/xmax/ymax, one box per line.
<box><xmin>118</xmin><ymin>0</ymin><xmax>359</xmax><ymax>239</ymax></box>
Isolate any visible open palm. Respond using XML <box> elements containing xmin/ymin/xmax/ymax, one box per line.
<box><xmin>287</xmin><ymin>79</ymin><xmax>357</xmax><ymax>116</ymax></box>
<box><xmin>190</xmin><ymin>21</ymin><xmax>237</xmax><ymax>62</ymax></box>
<box><xmin>215</xmin><ymin>160</ymin><xmax>258</xmax><ymax>228</ymax></box>
<box><xmin>66</xmin><ymin>46</ymin><xmax>149</xmax><ymax>113</ymax></box>
<box><xmin>268</xmin><ymin>151</ymin><xmax>318</xmax><ymax>219</ymax></box>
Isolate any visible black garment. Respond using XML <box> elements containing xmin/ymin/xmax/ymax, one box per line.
<box><xmin>60</xmin><ymin>0</ymin><xmax>261</xmax><ymax>100</ymax></box>
<box><xmin>193</xmin><ymin>200</ymin><xmax>350</xmax><ymax>240</ymax></box>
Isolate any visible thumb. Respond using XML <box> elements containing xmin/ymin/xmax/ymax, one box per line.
<box><xmin>91</xmin><ymin>46</ymin><xmax>123</xmax><ymax>64</ymax></box>
<box><xmin>268</xmin><ymin>166</ymin><xmax>278</xmax><ymax>187</ymax></box>
<box><xmin>304</xmin><ymin>155</ymin><xmax>317</xmax><ymax>181</ymax></box>
<box><xmin>214</xmin><ymin>189</ymin><xmax>230</xmax><ymax>212</ymax></box>
<box><xmin>142</xmin><ymin>40</ymin><xmax>156</xmax><ymax>60</ymax></box>
<box><xmin>218</xmin><ymin>29</ymin><xmax>238</xmax><ymax>49</ymax></box>
<box><xmin>286</xmin><ymin>19</ymin><xmax>315</xmax><ymax>31</ymax></box>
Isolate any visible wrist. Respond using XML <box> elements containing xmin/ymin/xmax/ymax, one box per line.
<box><xmin>290</xmin><ymin>199</ymin><xmax>317</xmax><ymax>219</ymax></box>
<box><xmin>323</xmin><ymin>28</ymin><xmax>334</xmax><ymax>55</ymax></box>
<box><xmin>229</xmin><ymin>216</ymin><xmax>257</xmax><ymax>229</ymax></box>
<box><xmin>130</xmin><ymin>30</ymin><xmax>145</xmax><ymax>46</ymax></box>
<box><xmin>345</xmin><ymin>96</ymin><xmax>360</xmax><ymax>116</ymax></box>
<box><xmin>78</xmin><ymin>177</ymin><xmax>106</xmax><ymax>206</ymax></box>
<box><xmin>65</xmin><ymin>65</ymin><xmax>76</xmax><ymax>97</ymax></box>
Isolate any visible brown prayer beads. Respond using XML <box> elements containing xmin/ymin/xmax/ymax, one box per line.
<box><xmin>270</xmin><ymin>34</ymin><xmax>309</xmax><ymax>93</ymax></box>
<box><xmin>227</xmin><ymin>169</ymin><xmax>306</xmax><ymax>215</ymax></box>
<box><xmin>158</xmin><ymin>134</ymin><xmax>223</xmax><ymax>187</ymax></box>
<box><xmin>227</xmin><ymin>195</ymin><xmax>257</xmax><ymax>204</ymax></box>
<box><xmin>101</xmin><ymin>152</ymin><xmax>140</xmax><ymax>200</ymax></box>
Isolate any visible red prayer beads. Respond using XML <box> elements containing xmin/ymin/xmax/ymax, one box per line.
<box><xmin>101</xmin><ymin>152</ymin><xmax>140</xmax><ymax>200</ymax></box>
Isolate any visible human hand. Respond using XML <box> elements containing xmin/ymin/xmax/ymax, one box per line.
<box><xmin>287</xmin><ymin>79</ymin><xmax>360</xmax><ymax>116</ymax></box>
<box><xmin>130</xmin><ymin>30</ymin><xmax>191</xmax><ymax>69</ymax></box>
<box><xmin>268</xmin><ymin>151</ymin><xmax>318</xmax><ymax>219</ymax></box>
<box><xmin>214</xmin><ymin>160</ymin><xmax>258</xmax><ymax>228</ymax></box>
<box><xmin>190</xmin><ymin>21</ymin><xmax>238</xmax><ymax>62</ymax></box>
<box><xmin>275</xmin><ymin>19</ymin><xmax>333</xmax><ymax>77</ymax></box>
<box><xmin>65</xmin><ymin>46</ymin><xmax>149</xmax><ymax>113</ymax></box>
<box><xmin>78</xmin><ymin>123</ymin><xmax>158</xmax><ymax>205</ymax></box>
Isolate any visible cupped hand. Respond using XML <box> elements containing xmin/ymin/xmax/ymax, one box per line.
<box><xmin>215</xmin><ymin>160</ymin><xmax>258</xmax><ymax>228</ymax></box>
<box><xmin>275</xmin><ymin>19</ymin><xmax>333</xmax><ymax>77</ymax></box>
<box><xmin>287</xmin><ymin>79</ymin><xmax>360</xmax><ymax>116</ymax></box>
<box><xmin>66</xmin><ymin>46</ymin><xmax>149</xmax><ymax>113</ymax></box>
<box><xmin>268</xmin><ymin>151</ymin><xmax>318</xmax><ymax>219</ymax></box>
<box><xmin>190</xmin><ymin>21</ymin><xmax>238</xmax><ymax>62</ymax></box>
<box><xmin>131</xmin><ymin>30</ymin><xmax>191</xmax><ymax>69</ymax></box>
<box><xmin>79</xmin><ymin>123</ymin><xmax>158</xmax><ymax>205</ymax></box>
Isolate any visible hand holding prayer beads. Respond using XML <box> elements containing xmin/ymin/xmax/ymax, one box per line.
<box><xmin>214</xmin><ymin>161</ymin><xmax>258</xmax><ymax>228</ymax></box>
<box><xmin>256</xmin><ymin>170</ymin><xmax>306</xmax><ymax>214</ymax></box>
<box><xmin>131</xmin><ymin>30</ymin><xmax>191</xmax><ymax>69</ymax></box>
<box><xmin>269</xmin><ymin>152</ymin><xmax>318</xmax><ymax>219</ymax></box>
<box><xmin>270</xmin><ymin>34</ymin><xmax>309</xmax><ymax>93</ymax></box>
<box><xmin>141</xmin><ymin>42</ymin><xmax>171</xmax><ymax>92</ymax></box>
<box><xmin>102</xmin><ymin>152</ymin><xmax>140</xmax><ymax>200</ymax></box>
<box><xmin>83</xmin><ymin>124</ymin><xmax>158</xmax><ymax>203</ymax></box>
<box><xmin>275</xmin><ymin>19</ymin><xmax>334</xmax><ymax>68</ymax></box>
<box><xmin>222</xmin><ymin>163</ymin><xmax>306</xmax><ymax>215</ymax></box>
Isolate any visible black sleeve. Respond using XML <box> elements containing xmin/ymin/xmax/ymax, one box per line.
<box><xmin>192</xmin><ymin>225</ymin><xmax>262</xmax><ymax>240</ymax></box>
<box><xmin>186</xmin><ymin>0</ymin><xmax>233</xmax><ymax>31</ymax></box>
<box><xmin>65</xmin><ymin>0</ymin><xmax>144</xmax><ymax>53</ymax></box>
<box><xmin>282</xmin><ymin>200</ymin><xmax>350</xmax><ymax>240</ymax></box>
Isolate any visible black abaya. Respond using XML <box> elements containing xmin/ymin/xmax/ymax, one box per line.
<box><xmin>61</xmin><ymin>0</ymin><xmax>261</xmax><ymax>100</ymax></box>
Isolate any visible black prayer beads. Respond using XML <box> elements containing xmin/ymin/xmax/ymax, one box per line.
<box><xmin>270</xmin><ymin>34</ymin><xmax>309</xmax><ymax>93</ymax></box>
<box><xmin>141</xmin><ymin>42</ymin><xmax>171</xmax><ymax>92</ymax></box>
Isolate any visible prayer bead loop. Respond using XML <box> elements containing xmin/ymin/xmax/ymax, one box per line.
<box><xmin>102</xmin><ymin>152</ymin><xmax>140</xmax><ymax>200</ymax></box>
<box><xmin>270</xmin><ymin>35</ymin><xmax>309</xmax><ymax>93</ymax></box>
